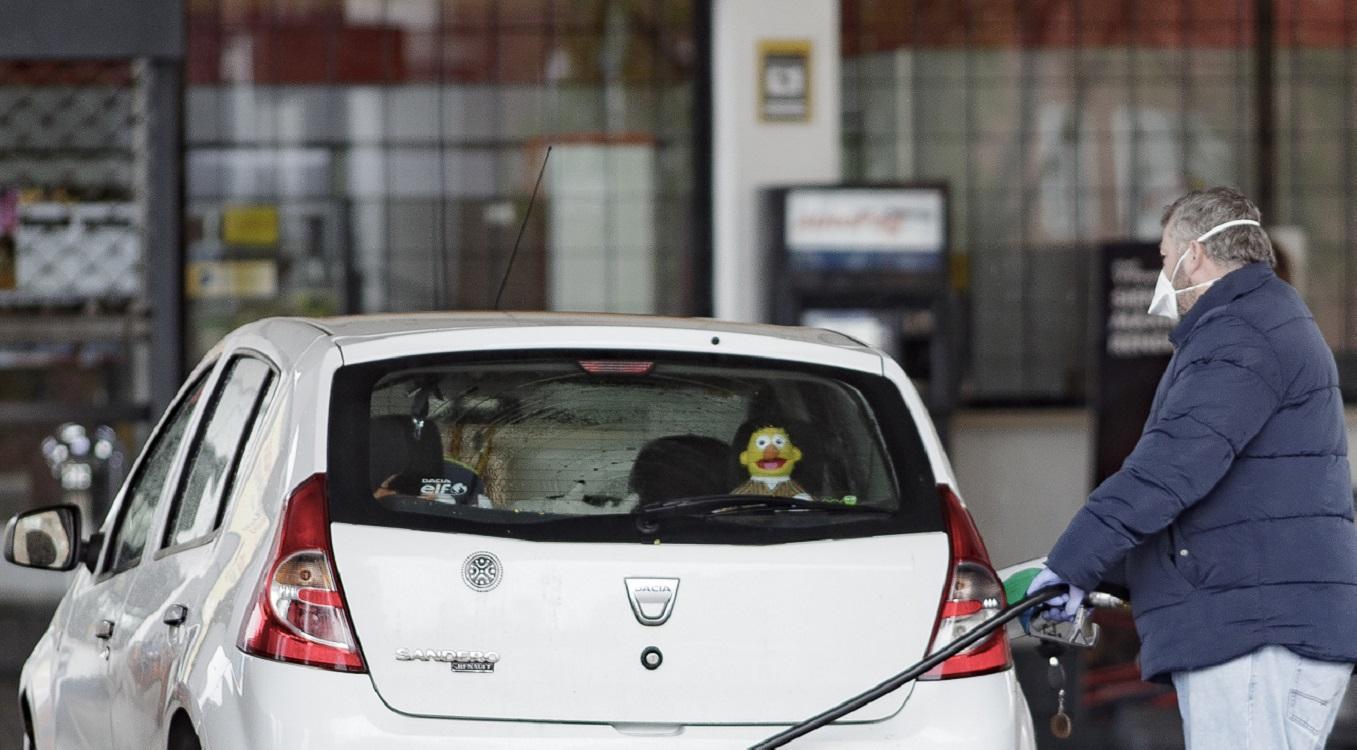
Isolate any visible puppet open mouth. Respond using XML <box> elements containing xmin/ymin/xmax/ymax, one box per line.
<box><xmin>757</xmin><ymin>459</ymin><xmax>787</xmax><ymax>470</ymax></box>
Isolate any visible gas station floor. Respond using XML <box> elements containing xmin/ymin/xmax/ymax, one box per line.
<box><xmin>1</xmin><ymin>654</ymin><xmax>1354</xmax><ymax>747</ymax></box>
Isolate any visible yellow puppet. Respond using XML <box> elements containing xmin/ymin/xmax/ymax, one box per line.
<box><xmin>730</xmin><ymin>426</ymin><xmax>814</xmax><ymax>500</ymax></box>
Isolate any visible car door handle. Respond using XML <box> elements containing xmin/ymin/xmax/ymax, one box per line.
<box><xmin>163</xmin><ymin>604</ymin><xmax>189</xmax><ymax>627</ymax></box>
<box><xmin>95</xmin><ymin>619</ymin><xmax>114</xmax><ymax>640</ymax></box>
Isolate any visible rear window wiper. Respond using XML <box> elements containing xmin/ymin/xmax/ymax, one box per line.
<box><xmin>634</xmin><ymin>494</ymin><xmax>891</xmax><ymax>518</ymax></box>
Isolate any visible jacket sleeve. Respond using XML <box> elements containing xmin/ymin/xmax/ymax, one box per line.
<box><xmin>1045</xmin><ymin>314</ymin><xmax>1282</xmax><ymax>592</ymax></box>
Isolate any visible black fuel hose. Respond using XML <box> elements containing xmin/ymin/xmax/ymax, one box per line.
<box><xmin>749</xmin><ymin>585</ymin><xmax>1069</xmax><ymax>749</ymax></box>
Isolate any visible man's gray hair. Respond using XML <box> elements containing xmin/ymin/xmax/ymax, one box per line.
<box><xmin>1161</xmin><ymin>187</ymin><xmax>1274</xmax><ymax>268</ymax></box>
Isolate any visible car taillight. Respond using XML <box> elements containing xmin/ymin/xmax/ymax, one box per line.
<box><xmin>238</xmin><ymin>473</ymin><xmax>367</xmax><ymax>673</ymax></box>
<box><xmin>920</xmin><ymin>484</ymin><xmax>1012</xmax><ymax>680</ymax></box>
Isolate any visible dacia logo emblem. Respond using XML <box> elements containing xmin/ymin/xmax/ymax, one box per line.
<box><xmin>625</xmin><ymin>577</ymin><xmax>679</xmax><ymax>626</ymax></box>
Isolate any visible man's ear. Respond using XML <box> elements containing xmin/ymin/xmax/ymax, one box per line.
<box><xmin>1186</xmin><ymin>240</ymin><xmax>1207</xmax><ymax>274</ymax></box>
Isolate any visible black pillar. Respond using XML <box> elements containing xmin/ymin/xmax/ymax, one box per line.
<box><xmin>135</xmin><ymin>58</ymin><xmax>186</xmax><ymax>415</ymax></box>
<box><xmin>1255</xmin><ymin>0</ymin><xmax>1275</xmax><ymax>219</ymax></box>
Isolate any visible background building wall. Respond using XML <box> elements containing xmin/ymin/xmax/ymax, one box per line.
<box><xmin>184</xmin><ymin>1</ymin><xmax>701</xmax><ymax>360</ymax></box>
<box><xmin>841</xmin><ymin>0</ymin><xmax>1357</xmax><ymax>406</ymax></box>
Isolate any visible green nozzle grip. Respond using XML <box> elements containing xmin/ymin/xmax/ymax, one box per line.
<box><xmin>1003</xmin><ymin>567</ymin><xmax>1043</xmax><ymax>605</ymax></box>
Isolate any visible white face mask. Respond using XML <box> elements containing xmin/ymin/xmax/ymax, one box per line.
<box><xmin>1147</xmin><ymin>219</ymin><xmax>1260</xmax><ymax>321</ymax></box>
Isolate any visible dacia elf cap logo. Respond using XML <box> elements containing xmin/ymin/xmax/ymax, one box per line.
<box><xmin>624</xmin><ymin>578</ymin><xmax>679</xmax><ymax>626</ymax></box>
<box><xmin>422</xmin><ymin>478</ymin><xmax>469</xmax><ymax>498</ymax></box>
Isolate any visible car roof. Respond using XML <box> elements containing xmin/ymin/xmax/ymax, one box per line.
<box><xmin>284</xmin><ymin>311</ymin><xmax>875</xmax><ymax>351</ymax></box>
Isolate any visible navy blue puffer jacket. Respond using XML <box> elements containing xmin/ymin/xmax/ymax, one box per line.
<box><xmin>1047</xmin><ymin>262</ymin><xmax>1357</xmax><ymax>682</ymax></box>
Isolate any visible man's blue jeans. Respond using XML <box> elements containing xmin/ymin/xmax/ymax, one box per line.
<box><xmin>1172</xmin><ymin>645</ymin><xmax>1353</xmax><ymax>749</ymax></box>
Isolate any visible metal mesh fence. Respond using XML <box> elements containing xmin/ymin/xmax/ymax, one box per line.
<box><xmin>0</xmin><ymin>61</ymin><xmax>142</xmax><ymax>305</ymax></box>
<box><xmin>0</xmin><ymin>61</ymin><xmax>137</xmax><ymax>202</ymax></box>
<box><xmin>0</xmin><ymin>60</ymin><xmax>151</xmax><ymax>529</ymax></box>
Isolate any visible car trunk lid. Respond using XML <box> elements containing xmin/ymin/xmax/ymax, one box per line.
<box><xmin>331</xmin><ymin>524</ymin><xmax>949</xmax><ymax>724</ymax></box>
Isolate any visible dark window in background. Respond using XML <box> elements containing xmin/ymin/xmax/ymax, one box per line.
<box><xmin>841</xmin><ymin>0</ymin><xmax>1357</xmax><ymax>405</ymax></box>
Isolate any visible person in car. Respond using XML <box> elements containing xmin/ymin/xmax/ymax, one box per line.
<box><xmin>435</xmin><ymin>455</ymin><xmax>490</xmax><ymax>506</ymax></box>
<box><xmin>369</xmin><ymin>421</ymin><xmax>499</xmax><ymax>508</ymax></box>
<box><xmin>1030</xmin><ymin>187</ymin><xmax>1357</xmax><ymax>748</ymax></box>
<box><xmin>373</xmin><ymin>471</ymin><xmax>424</xmax><ymax>499</ymax></box>
<box><xmin>730</xmin><ymin>425</ymin><xmax>814</xmax><ymax>500</ymax></box>
<box><xmin>373</xmin><ymin>467</ymin><xmax>496</xmax><ymax>509</ymax></box>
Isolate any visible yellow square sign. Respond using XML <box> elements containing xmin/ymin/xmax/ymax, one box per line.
<box><xmin>222</xmin><ymin>205</ymin><xmax>279</xmax><ymax>247</ymax></box>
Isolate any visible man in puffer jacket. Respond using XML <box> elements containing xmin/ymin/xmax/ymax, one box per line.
<box><xmin>1029</xmin><ymin>186</ymin><xmax>1357</xmax><ymax>748</ymax></box>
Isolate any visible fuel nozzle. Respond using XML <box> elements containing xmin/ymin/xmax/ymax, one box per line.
<box><xmin>1027</xmin><ymin>587</ymin><xmax>1127</xmax><ymax>649</ymax></box>
<box><xmin>1085</xmin><ymin>591</ymin><xmax>1127</xmax><ymax>610</ymax></box>
<box><xmin>998</xmin><ymin>564</ymin><xmax>1128</xmax><ymax>650</ymax></box>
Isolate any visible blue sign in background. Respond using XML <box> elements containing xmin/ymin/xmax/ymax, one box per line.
<box><xmin>789</xmin><ymin>249</ymin><xmax>944</xmax><ymax>273</ymax></box>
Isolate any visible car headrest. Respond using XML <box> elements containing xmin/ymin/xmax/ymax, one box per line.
<box><xmin>629</xmin><ymin>434</ymin><xmax>735</xmax><ymax>508</ymax></box>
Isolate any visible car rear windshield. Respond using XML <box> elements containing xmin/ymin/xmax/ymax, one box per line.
<box><xmin>328</xmin><ymin>352</ymin><xmax>942</xmax><ymax>543</ymax></box>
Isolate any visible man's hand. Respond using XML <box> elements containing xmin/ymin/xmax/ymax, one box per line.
<box><xmin>1027</xmin><ymin>566</ymin><xmax>1086</xmax><ymax>623</ymax></box>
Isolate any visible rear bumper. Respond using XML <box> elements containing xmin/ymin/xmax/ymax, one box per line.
<box><xmin>208</xmin><ymin>656</ymin><xmax>1035</xmax><ymax>749</ymax></box>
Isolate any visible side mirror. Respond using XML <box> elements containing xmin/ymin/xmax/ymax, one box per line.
<box><xmin>3</xmin><ymin>504</ymin><xmax>81</xmax><ymax>572</ymax></box>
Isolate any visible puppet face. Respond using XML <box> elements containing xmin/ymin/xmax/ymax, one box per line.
<box><xmin>739</xmin><ymin>426</ymin><xmax>802</xmax><ymax>478</ymax></box>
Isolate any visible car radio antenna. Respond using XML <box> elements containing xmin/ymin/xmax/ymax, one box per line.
<box><xmin>493</xmin><ymin>145</ymin><xmax>551</xmax><ymax>310</ymax></box>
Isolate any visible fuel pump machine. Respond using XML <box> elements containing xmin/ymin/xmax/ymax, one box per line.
<box><xmin>762</xmin><ymin>183</ymin><xmax>959</xmax><ymax>443</ymax></box>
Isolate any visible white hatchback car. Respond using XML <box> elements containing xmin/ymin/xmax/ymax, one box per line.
<box><xmin>5</xmin><ymin>313</ymin><xmax>1035</xmax><ymax>749</ymax></box>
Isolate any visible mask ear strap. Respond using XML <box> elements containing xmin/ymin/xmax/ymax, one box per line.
<box><xmin>1195</xmin><ymin>218</ymin><xmax>1260</xmax><ymax>243</ymax></box>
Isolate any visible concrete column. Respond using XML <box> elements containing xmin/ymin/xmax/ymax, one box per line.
<box><xmin>712</xmin><ymin>0</ymin><xmax>841</xmax><ymax>323</ymax></box>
